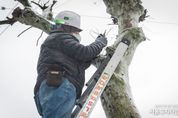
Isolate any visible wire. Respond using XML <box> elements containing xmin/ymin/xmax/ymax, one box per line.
<box><xmin>81</xmin><ymin>14</ymin><xmax>110</xmax><ymax>19</ymax></box>
<box><xmin>81</xmin><ymin>15</ymin><xmax>178</xmax><ymax>25</ymax></box>
<box><xmin>17</xmin><ymin>26</ymin><xmax>33</xmax><ymax>37</ymax></box>
<box><xmin>146</xmin><ymin>20</ymin><xmax>178</xmax><ymax>25</ymax></box>
<box><xmin>82</xmin><ymin>14</ymin><xmax>178</xmax><ymax>26</ymax></box>
<box><xmin>89</xmin><ymin>29</ymin><xmax>99</xmax><ymax>39</ymax></box>
<box><xmin>73</xmin><ymin>13</ymin><xmax>178</xmax><ymax>25</ymax></box>
<box><xmin>36</xmin><ymin>31</ymin><xmax>44</xmax><ymax>46</ymax></box>
<box><xmin>0</xmin><ymin>25</ymin><xmax>10</xmax><ymax>36</ymax></box>
<box><xmin>52</xmin><ymin>12</ymin><xmax>111</xmax><ymax>19</ymax></box>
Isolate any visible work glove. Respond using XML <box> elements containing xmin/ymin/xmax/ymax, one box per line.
<box><xmin>95</xmin><ymin>33</ymin><xmax>108</xmax><ymax>46</ymax></box>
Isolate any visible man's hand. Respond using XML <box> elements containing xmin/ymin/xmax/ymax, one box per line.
<box><xmin>95</xmin><ymin>33</ymin><xmax>108</xmax><ymax>46</ymax></box>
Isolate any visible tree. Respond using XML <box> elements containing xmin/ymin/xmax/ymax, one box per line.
<box><xmin>101</xmin><ymin>0</ymin><xmax>147</xmax><ymax>117</ymax></box>
<box><xmin>0</xmin><ymin>0</ymin><xmax>148</xmax><ymax>117</ymax></box>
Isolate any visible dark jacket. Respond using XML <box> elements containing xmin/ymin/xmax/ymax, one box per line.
<box><xmin>34</xmin><ymin>32</ymin><xmax>106</xmax><ymax>98</ymax></box>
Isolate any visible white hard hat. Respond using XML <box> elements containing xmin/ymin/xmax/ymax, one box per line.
<box><xmin>54</xmin><ymin>11</ymin><xmax>82</xmax><ymax>32</ymax></box>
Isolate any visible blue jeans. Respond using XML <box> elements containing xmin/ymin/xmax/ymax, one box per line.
<box><xmin>35</xmin><ymin>78</ymin><xmax>76</xmax><ymax>118</ymax></box>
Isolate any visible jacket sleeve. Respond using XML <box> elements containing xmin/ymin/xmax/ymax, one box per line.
<box><xmin>60</xmin><ymin>34</ymin><xmax>106</xmax><ymax>61</ymax></box>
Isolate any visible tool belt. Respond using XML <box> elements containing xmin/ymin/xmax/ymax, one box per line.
<box><xmin>46</xmin><ymin>70</ymin><xmax>65</xmax><ymax>87</ymax></box>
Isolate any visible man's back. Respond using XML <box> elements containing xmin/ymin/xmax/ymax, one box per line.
<box><xmin>35</xmin><ymin>32</ymin><xmax>106</xmax><ymax>98</ymax></box>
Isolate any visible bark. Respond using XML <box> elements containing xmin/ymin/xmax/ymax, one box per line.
<box><xmin>0</xmin><ymin>0</ymin><xmax>55</xmax><ymax>34</ymax></box>
<box><xmin>12</xmin><ymin>7</ymin><xmax>52</xmax><ymax>34</ymax></box>
<box><xmin>101</xmin><ymin>0</ymin><xmax>146</xmax><ymax>118</ymax></box>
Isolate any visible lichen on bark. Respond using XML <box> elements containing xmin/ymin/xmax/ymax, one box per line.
<box><xmin>12</xmin><ymin>7</ymin><xmax>51</xmax><ymax>34</ymax></box>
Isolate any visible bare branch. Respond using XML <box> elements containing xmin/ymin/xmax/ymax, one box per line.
<box><xmin>111</xmin><ymin>16</ymin><xmax>118</xmax><ymax>25</ymax></box>
<box><xmin>31</xmin><ymin>0</ymin><xmax>57</xmax><ymax>21</ymax></box>
<box><xmin>31</xmin><ymin>1</ymin><xmax>48</xmax><ymax>10</ymax></box>
<box><xmin>36</xmin><ymin>31</ymin><xmax>44</xmax><ymax>46</ymax></box>
<box><xmin>0</xmin><ymin>17</ymin><xmax>16</xmax><ymax>25</ymax></box>
<box><xmin>50</xmin><ymin>0</ymin><xmax>57</xmax><ymax>11</ymax></box>
<box><xmin>31</xmin><ymin>0</ymin><xmax>57</xmax><ymax>11</ymax></box>
<box><xmin>44</xmin><ymin>0</ymin><xmax>50</xmax><ymax>6</ymax></box>
<box><xmin>139</xmin><ymin>9</ymin><xmax>149</xmax><ymax>22</ymax></box>
<box><xmin>15</xmin><ymin>0</ymin><xmax>31</xmax><ymax>7</ymax></box>
<box><xmin>17</xmin><ymin>26</ymin><xmax>32</xmax><ymax>37</ymax></box>
<box><xmin>0</xmin><ymin>25</ymin><xmax>10</xmax><ymax>36</ymax></box>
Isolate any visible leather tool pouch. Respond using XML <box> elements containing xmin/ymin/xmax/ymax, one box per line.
<box><xmin>46</xmin><ymin>70</ymin><xmax>65</xmax><ymax>87</ymax></box>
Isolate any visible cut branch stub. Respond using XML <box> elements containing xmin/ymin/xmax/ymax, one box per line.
<box><xmin>139</xmin><ymin>9</ymin><xmax>149</xmax><ymax>22</ymax></box>
<box><xmin>103</xmin><ymin>0</ymin><xmax>146</xmax><ymax>30</ymax></box>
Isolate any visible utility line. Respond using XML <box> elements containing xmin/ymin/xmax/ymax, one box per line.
<box><xmin>81</xmin><ymin>15</ymin><xmax>178</xmax><ymax>25</ymax></box>
<box><xmin>6</xmin><ymin>3</ymin><xmax>19</xmax><ymax>18</ymax></box>
<box><xmin>0</xmin><ymin>25</ymin><xmax>10</xmax><ymax>36</ymax></box>
<box><xmin>81</xmin><ymin>14</ymin><xmax>110</xmax><ymax>19</ymax></box>
<box><xmin>146</xmin><ymin>20</ymin><xmax>178</xmax><ymax>25</ymax></box>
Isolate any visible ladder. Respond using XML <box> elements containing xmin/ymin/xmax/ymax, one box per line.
<box><xmin>72</xmin><ymin>38</ymin><xmax>130</xmax><ymax>118</ymax></box>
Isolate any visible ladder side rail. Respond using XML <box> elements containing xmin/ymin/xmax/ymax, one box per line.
<box><xmin>76</xmin><ymin>38</ymin><xmax>130</xmax><ymax>118</ymax></box>
<box><xmin>72</xmin><ymin>53</ymin><xmax>112</xmax><ymax>117</ymax></box>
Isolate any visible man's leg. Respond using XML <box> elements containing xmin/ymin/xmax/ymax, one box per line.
<box><xmin>38</xmin><ymin>79</ymin><xmax>76</xmax><ymax>118</ymax></box>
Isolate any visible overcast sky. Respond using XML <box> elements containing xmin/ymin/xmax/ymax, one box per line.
<box><xmin>0</xmin><ymin>0</ymin><xmax>178</xmax><ymax>118</ymax></box>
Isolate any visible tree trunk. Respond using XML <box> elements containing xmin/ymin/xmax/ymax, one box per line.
<box><xmin>101</xmin><ymin>0</ymin><xmax>146</xmax><ymax>118</ymax></box>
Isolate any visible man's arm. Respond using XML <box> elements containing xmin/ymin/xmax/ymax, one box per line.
<box><xmin>60</xmin><ymin>34</ymin><xmax>107</xmax><ymax>61</ymax></box>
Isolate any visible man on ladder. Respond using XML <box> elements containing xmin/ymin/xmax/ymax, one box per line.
<box><xmin>33</xmin><ymin>10</ymin><xmax>108</xmax><ymax>118</ymax></box>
